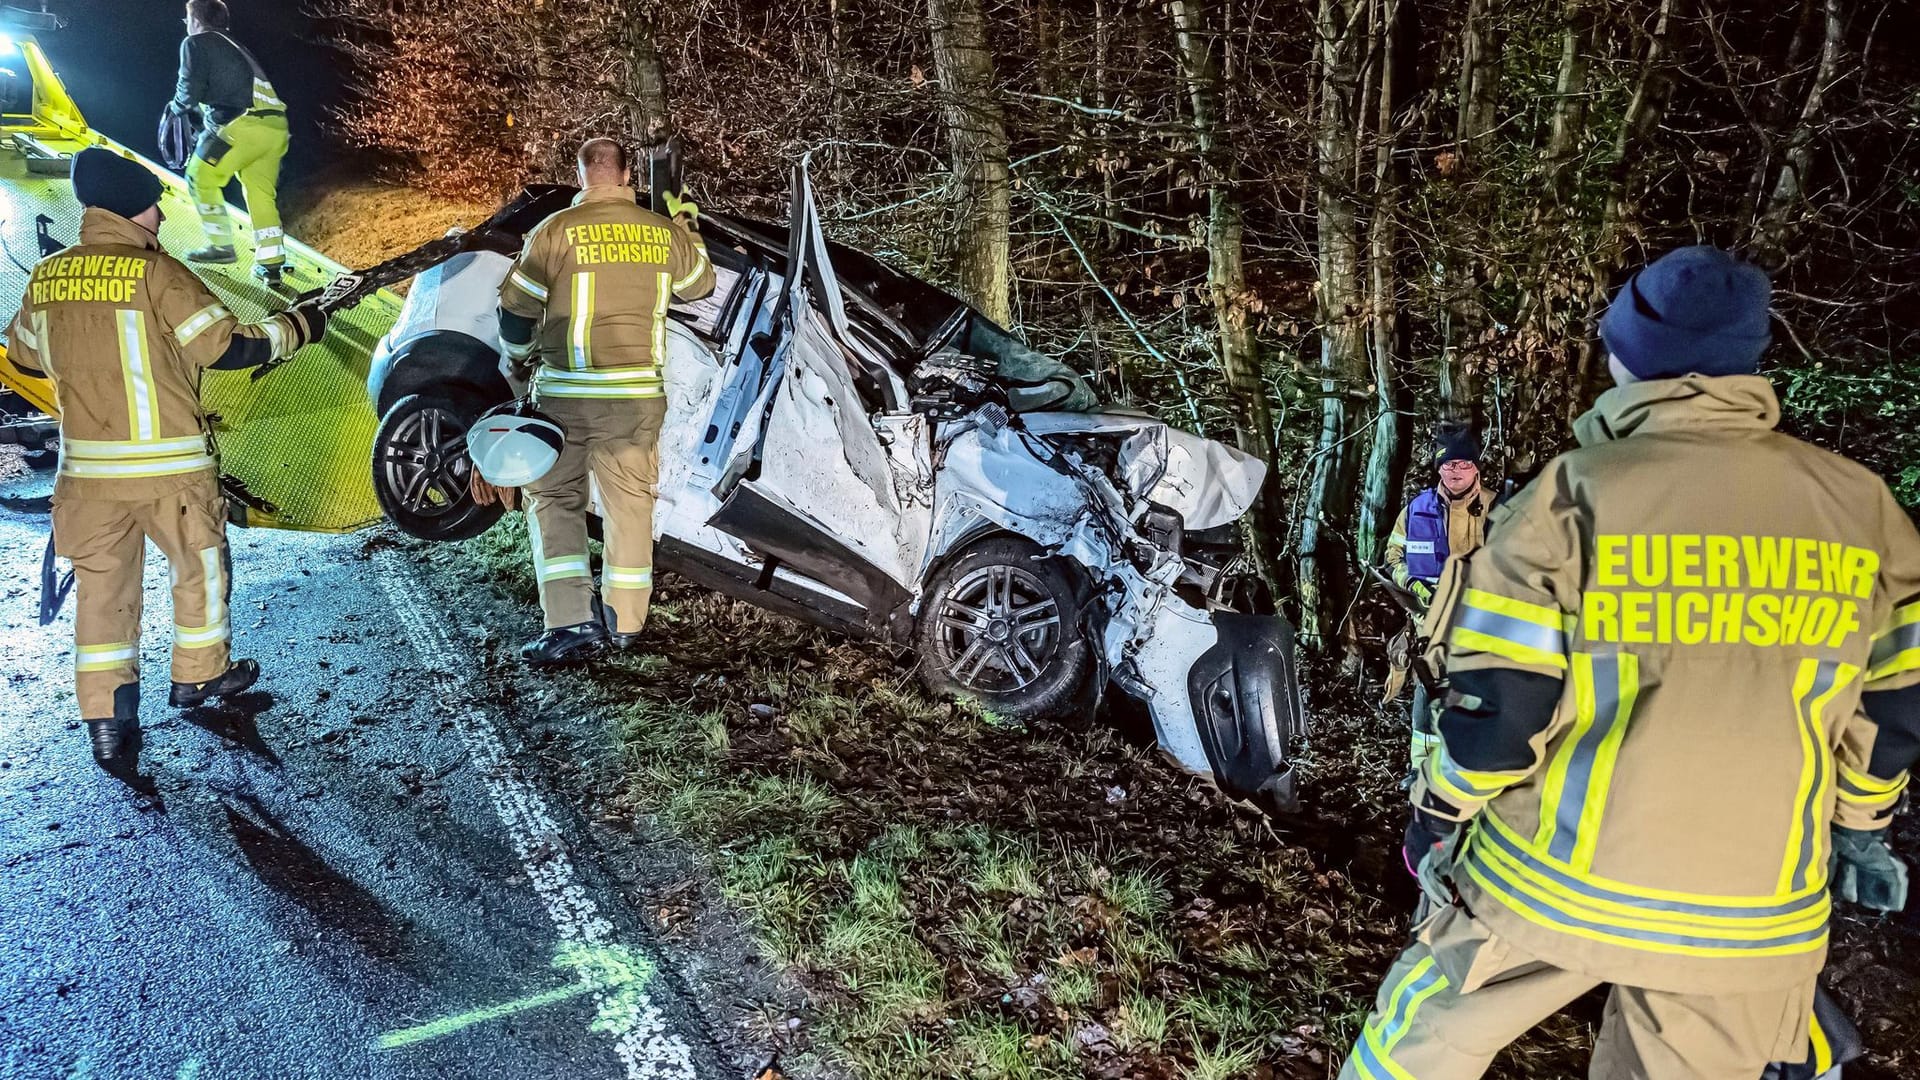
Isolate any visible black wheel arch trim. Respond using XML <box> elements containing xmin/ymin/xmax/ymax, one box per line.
<box><xmin>370</xmin><ymin>330</ymin><xmax>513</xmax><ymax>418</ymax></box>
<box><xmin>1186</xmin><ymin>611</ymin><xmax>1306</xmax><ymax>815</ymax></box>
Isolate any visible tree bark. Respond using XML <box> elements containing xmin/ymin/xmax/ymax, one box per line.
<box><xmin>1297</xmin><ymin>0</ymin><xmax>1368</xmax><ymax>646</ymax></box>
<box><xmin>1168</xmin><ymin>0</ymin><xmax>1285</xmax><ymax>585</ymax></box>
<box><xmin>927</xmin><ymin>0</ymin><xmax>1014</xmax><ymax>324</ymax></box>
<box><xmin>1752</xmin><ymin>0</ymin><xmax>1846</xmax><ymax>267</ymax></box>
<box><xmin>622</xmin><ymin>4</ymin><xmax>671</xmax><ymax>146</ymax></box>
<box><xmin>1357</xmin><ymin>0</ymin><xmax>1404</xmax><ymax>566</ymax></box>
<box><xmin>1438</xmin><ymin>0</ymin><xmax>1501</xmax><ymax>421</ymax></box>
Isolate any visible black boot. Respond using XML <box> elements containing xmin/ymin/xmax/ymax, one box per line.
<box><xmin>609</xmin><ymin>631</ymin><xmax>644</xmax><ymax>652</ymax></box>
<box><xmin>86</xmin><ymin>716</ymin><xmax>142</xmax><ymax>772</ymax></box>
<box><xmin>252</xmin><ymin>263</ymin><xmax>284</xmax><ymax>290</ymax></box>
<box><xmin>521</xmin><ymin>622</ymin><xmax>606</xmax><ymax>666</ymax></box>
<box><xmin>170</xmin><ymin>658</ymin><xmax>261</xmax><ymax>708</ymax></box>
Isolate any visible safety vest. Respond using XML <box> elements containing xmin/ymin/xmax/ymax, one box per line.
<box><xmin>1418</xmin><ymin>374</ymin><xmax>1920</xmax><ymax>995</ymax></box>
<box><xmin>1402</xmin><ymin>489</ymin><xmax>1451</xmax><ymax>582</ymax></box>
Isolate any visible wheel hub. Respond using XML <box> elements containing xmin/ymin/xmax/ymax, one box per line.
<box><xmin>932</xmin><ymin>561</ymin><xmax>1065</xmax><ymax>694</ymax></box>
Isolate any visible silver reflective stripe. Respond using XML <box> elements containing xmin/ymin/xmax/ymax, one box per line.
<box><xmin>64</xmin><ymin>435</ymin><xmax>207</xmax><ymax>459</ymax></box>
<box><xmin>62</xmin><ymin>454</ymin><xmax>216</xmax><ymax>478</ymax></box>
<box><xmin>76</xmin><ymin>642</ymin><xmax>137</xmax><ymax>671</ymax></box>
<box><xmin>118</xmin><ymin>309</ymin><xmax>158</xmax><ymax>441</ymax></box>
<box><xmin>569</xmin><ymin>273</ymin><xmax>594</xmax><ymax>371</ymax></box>
<box><xmin>12</xmin><ymin>315</ymin><xmax>37</xmax><ymax>350</ymax></box>
<box><xmin>651</xmin><ymin>271</ymin><xmax>669</xmax><ymax>361</ymax></box>
<box><xmin>509</xmin><ymin>269</ymin><xmax>549</xmax><ymax>303</ymax></box>
<box><xmin>1453</xmin><ymin>605</ymin><xmax>1566</xmax><ymax>655</ymax></box>
<box><xmin>1547</xmin><ymin>655</ymin><xmax>1627</xmax><ymax>863</ymax></box>
<box><xmin>605</xmin><ymin>566</ymin><xmax>653</xmax><ymax>589</ymax></box>
<box><xmin>1870</xmin><ymin>621</ymin><xmax>1920</xmax><ymax>669</ymax></box>
<box><xmin>174</xmin><ymin>303</ymin><xmax>229</xmax><ymax>347</ymax></box>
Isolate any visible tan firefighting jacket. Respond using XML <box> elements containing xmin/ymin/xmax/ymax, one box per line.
<box><xmin>497</xmin><ymin>185</ymin><xmax>715</xmax><ymax>401</ymax></box>
<box><xmin>1416</xmin><ymin>375</ymin><xmax>1920</xmax><ymax>995</ymax></box>
<box><xmin>5</xmin><ymin>208</ymin><xmax>315</xmax><ymax>500</ymax></box>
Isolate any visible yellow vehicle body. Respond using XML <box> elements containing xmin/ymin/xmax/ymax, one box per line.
<box><xmin>0</xmin><ymin>34</ymin><xmax>401</xmax><ymax>532</ymax></box>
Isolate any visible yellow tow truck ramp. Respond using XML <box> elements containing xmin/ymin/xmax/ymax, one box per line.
<box><xmin>0</xmin><ymin>29</ymin><xmax>401</xmax><ymax>532</ymax></box>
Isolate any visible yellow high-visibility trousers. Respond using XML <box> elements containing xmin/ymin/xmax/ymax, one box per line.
<box><xmin>53</xmin><ymin>475</ymin><xmax>232</xmax><ymax>719</ymax></box>
<box><xmin>1341</xmin><ymin>905</ymin><xmax>1816</xmax><ymax>1080</ymax></box>
<box><xmin>187</xmin><ymin>113</ymin><xmax>289</xmax><ymax>267</ymax></box>
<box><xmin>522</xmin><ymin>396</ymin><xmax>665</xmax><ymax>634</ymax></box>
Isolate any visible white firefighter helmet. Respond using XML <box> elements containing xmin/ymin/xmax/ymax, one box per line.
<box><xmin>466</xmin><ymin>400</ymin><xmax>565</xmax><ymax>487</ymax></box>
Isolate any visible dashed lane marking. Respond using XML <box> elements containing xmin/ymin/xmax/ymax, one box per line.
<box><xmin>377</xmin><ymin>561</ymin><xmax>697</xmax><ymax>1080</ymax></box>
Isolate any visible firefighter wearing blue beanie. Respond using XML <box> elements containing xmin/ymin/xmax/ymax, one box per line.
<box><xmin>1339</xmin><ymin>241</ymin><xmax>1920</xmax><ymax>1080</ymax></box>
<box><xmin>1599</xmin><ymin>244</ymin><xmax>1773</xmax><ymax>380</ymax></box>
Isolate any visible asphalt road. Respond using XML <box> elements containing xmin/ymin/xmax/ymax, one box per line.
<box><xmin>0</xmin><ymin>452</ymin><xmax>729</xmax><ymax>1080</ymax></box>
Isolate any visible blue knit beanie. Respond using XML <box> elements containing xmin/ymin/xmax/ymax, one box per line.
<box><xmin>71</xmin><ymin>147</ymin><xmax>163</xmax><ymax>221</ymax></box>
<box><xmin>1599</xmin><ymin>246</ymin><xmax>1772</xmax><ymax>380</ymax></box>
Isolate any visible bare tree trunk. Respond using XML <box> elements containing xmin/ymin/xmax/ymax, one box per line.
<box><xmin>927</xmin><ymin>0</ymin><xmax>1013</xmax><ymax>324</ymax></box>
<box><xmin>1752</xmin><ymin>0</ymin><xmax>1846</xmax><ymax>267</ymax></box>
<box><xmin>1168</xmin><ymin>0</ymin><xmax>1285</xmax><ymax>585</ymax></box>
<box><xmin>1573</xmin><ymin>0</ymin><xmax>1679</xmax><ymax>406</ymax></box>
<box><xmin>1438</xmin><ymin>0</ymin><xmax>1501</xmax><ymax>421</ymax></box>
<box><xmin>1357</xmin><ymin>0</ymin><xmax>1404</xmax><ymax>566</ymax></box>
<box><xmin>622</xmin><ymin>4</ymin><xmax>671</xmax><ymax>146</ymax></box>
<box><xmin>1297</xmin><ymin>0</ymin><xmax>1368</xmax><ymax>646</ymax></box>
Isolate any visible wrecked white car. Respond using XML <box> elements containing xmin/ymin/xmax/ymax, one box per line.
<box><xmin>358</xmin><ymin>172</ymin><xmax>1306</xmax><ymax>814</ymax></box>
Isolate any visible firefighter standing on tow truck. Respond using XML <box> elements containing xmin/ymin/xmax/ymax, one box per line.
<box><xmin>497</xmin><ymin>137</ymin><xmax>715</xmax><ymax>666</ymax></box>
<box><xmin>169</xmin><ymin>0</ymin><xmax>291</xmax><ymax>289</ymax></box>
<box><xmin>1342</xmin><ymin>246</ymin><xmax>1920</xmax><ymax>1080</ymax></box>
<box><xmin>5</xmin><ymin>148</ymin><xmax>326</xmax><ymax>777</ymax></box>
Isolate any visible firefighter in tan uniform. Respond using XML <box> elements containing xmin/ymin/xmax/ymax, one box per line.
<box><xmin>1343</xmin><ymin>247</ymin><xmax>1919</xmax><ymax>1080</ymax></box>
<box><xmin>5</xmin><ymin>149</ymin><xmax>327</xmax><ymax>776</ymax></box>
<box><xmin>497</xmin><ymin>138</ymin><xmax>714</xmax><ymax>665</ymax></box>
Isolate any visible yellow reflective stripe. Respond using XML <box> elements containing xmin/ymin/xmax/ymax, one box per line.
<box><xmin>174</xmin><ymin>623</ymin><xmax>230</xmax><ymax>647</ymax></box>
<box><xmin>1836</xmin><ymin>763</ymin><xmax>1908</xmax><ymax>802</ymax></box>
<box><xmin>605</xmin><ymin>565</ymin><xmax>653</xmax><ymax>589</ymax></box>
<box><xmin>537</xmin><ymin>555</ymin><xmax>591</xmax><ymax>583</ymax></box>
<box><xmin>508</xmin><ymin>268</ymin><xmax>549</xmax><ymax>303</ymax></box>
<box><xmin>1463</xmin><ymin>588</ymin><xmax>1562</xmax><ymax>629</ymax></box>
<box><xmin>61</xmin><ymin>454</ymin><xmax>217</xmax><ymax>478</ymax></box>
<box><xmin>1809</xmin><ymin>1010</ymin><xmax>1832</xmax><ymax>1072</ymax></box>
<box><xmin>1351</xmin><ymin>955</ymin><xmax>1447</xmax><ymax>1080</ymax></box>
<box><xmin>63</xmin><ymin>435</ymin><xmax>208</xmax><ymax>459</ymax></box>
<box><xmin>1534</xmin><ymin>653</ymin><xmax>1639</xmax><ymax>870</ymax></box>
<box><xmin>535</xmin><ymin>366</ymin><xmax>663</xmax><ymax>383</ymax></box>
<box><xmin>671</xmin><ymin>240</ymin><xmax>709</xmax><ymax>293</ymax></box>
<box><xmin>1868</xmin><ymin>601</ymin><xmax>1920</xmax><ymax>676</ymax></box>
<box><xmin>1780</xmin><ymin>660</ymin><xmax>1857</xmax><ymax>893</ymax></box>
<box><xmin>569</xmin><ymin>273</ymin><xmax>595</xmax><ymax>371</ymax></box>
<box><xmin>535</xmin><ymin>384</ymin><xmax>666</xmax><ymax>399</ymax></box>
<box><xmin>117</xmin><ymin>309</ymin><xmax>159</xmax><ymax>441</ymax></box>
<box><xmin>651</xmin><ymin>270</ymin><xmax>669</xmax><ymax>362</ymax></box>
<box><xmin>76</xmin><ymin>642</ymin><xmax>137</xmax><ymax>671</ymax></box>
<box><xmin>1461</xmin><ymin>859</ymin><xmax>1828</xmax><ymax>959</ymax></box>
<box><xmin>1474</xmin><ymin>813</ymin><xmax>1830</xmax><ymax>926</ymax></box>
<box><xmin>1423</xmin><ymin>743</ymin><xmax>1522</xmax><ymax>808</ymax></box>
<box><xmin>1448</xmin><ymin>627</ymin><xmax>1569</xmax><ymax>671</ymax></box>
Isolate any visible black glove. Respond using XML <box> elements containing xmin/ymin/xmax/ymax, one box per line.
<box><xmin>1404</xmin><ymin>807</ymin><xmax>1464</xmax><ymax>909</ymax></box>
<box><xmin>1831</xmin><ymin>826</ymin><xmax>1909</xmax><ymax>913</ymax></box>
<box><xmin>286</xmin><ymin>300</ymin><xmax>329</xmax><ymax>352</ymax></box>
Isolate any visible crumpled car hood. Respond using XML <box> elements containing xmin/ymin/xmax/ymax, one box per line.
<box><xmin>1016</xmin><ymin>412</ymin><xmax>1265</xmax><ymax>530</ymax></box>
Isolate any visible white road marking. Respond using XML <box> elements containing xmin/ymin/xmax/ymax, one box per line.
<box><xmin>377</xmin><ymin>561</ymin><xmax>697</xmax><ymax>1080</ymax></box>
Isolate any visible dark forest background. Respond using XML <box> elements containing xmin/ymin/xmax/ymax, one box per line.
<box><xmin>85</xmin><ymin>0</ymin><xmax>1920</xmax><ymax>647</ymax></box>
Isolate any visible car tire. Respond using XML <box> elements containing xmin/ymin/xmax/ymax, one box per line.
<box><xmin>915</xmin><ymin>536</ymin><xmax>1093</xmax><ymax>719</ymax></box>
<box><xmin>372</xmin><ymin>393</ymin><xmax>502</xmax><ymax>542</ymax></box>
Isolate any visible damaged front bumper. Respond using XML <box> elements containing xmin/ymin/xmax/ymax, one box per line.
<box><xmin>1110</xmin><ymin>589</ymin><xmax>1305</xmax><ymax>815</ymax></box>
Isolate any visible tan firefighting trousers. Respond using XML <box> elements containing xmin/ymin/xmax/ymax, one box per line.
<box><xmin>1340</xmin><ymin>905</ymin><xmax>1815</xmax><ymax>1080</ymax></box>
<box><xmin>522</xmin><ymin>396</ymin><xmax>665</xmax><ymax>634</ymax></box>
<box><xmin>53</xmin><ymin>475</ymin><xmax>232</xmax><ymax>719</ymax></box>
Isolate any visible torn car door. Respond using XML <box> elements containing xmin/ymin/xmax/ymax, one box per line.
<box><xmin>706</xmin><ymin>166</ymin><xmax>934</xmax><ymax>631</ymax></box>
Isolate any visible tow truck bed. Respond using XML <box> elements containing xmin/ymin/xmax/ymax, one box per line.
<box><xmin>0</xmin><ymin>33</ymin><xmax>403</xmax><ymax>532</ymax></box>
